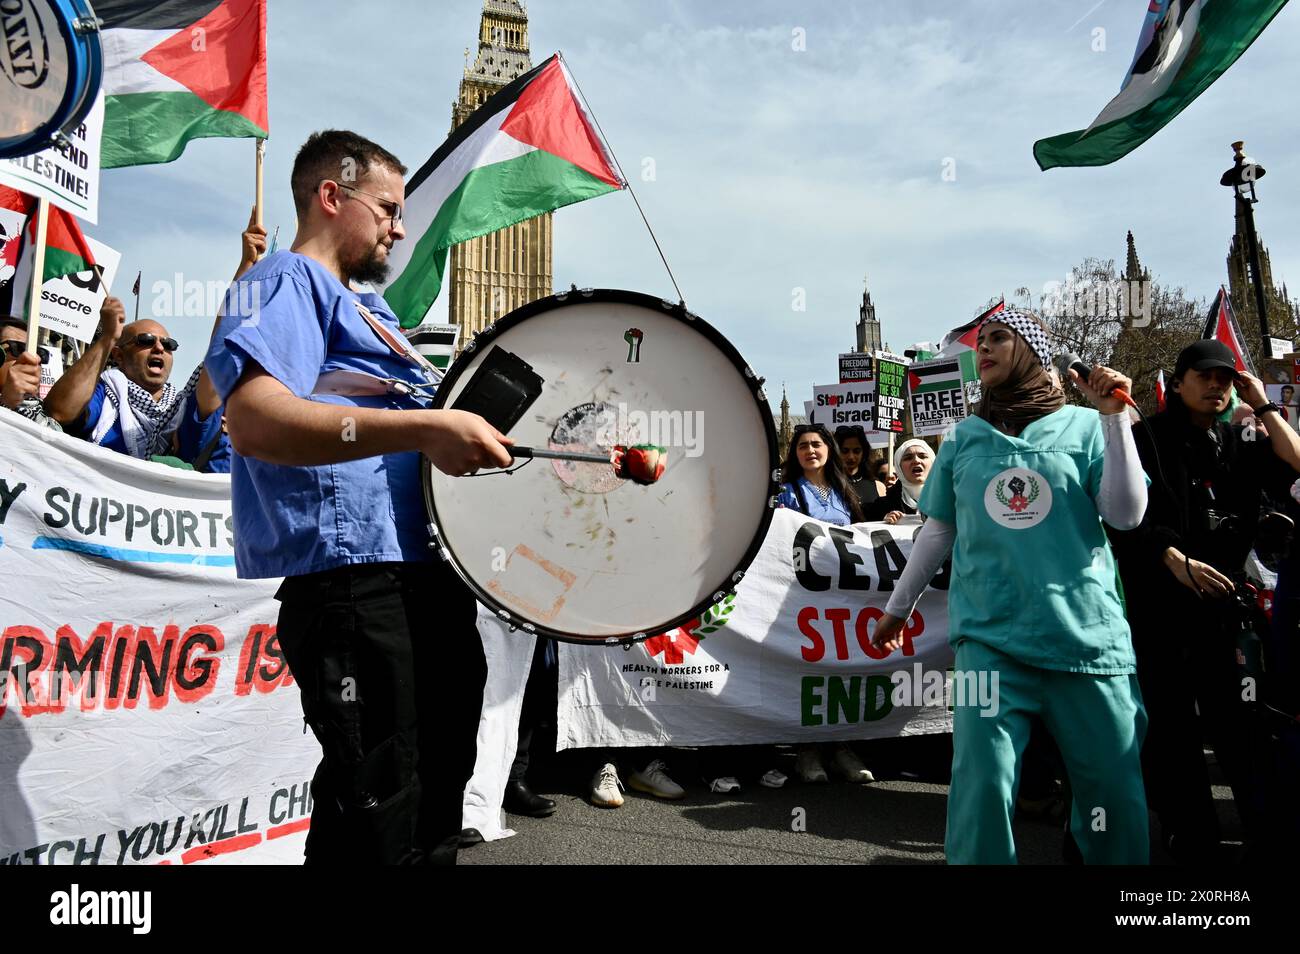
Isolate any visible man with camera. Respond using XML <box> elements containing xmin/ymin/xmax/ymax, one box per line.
<box><xmin>1112</xmin><ymin>339</ymin><xmax>1300</xmax><ymax>863</ymax></box>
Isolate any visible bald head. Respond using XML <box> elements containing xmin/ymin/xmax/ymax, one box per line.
<box><xmin>113</xmin><ymin>319</ymin><xmax>176</xmax><ymax>398</ymax></box>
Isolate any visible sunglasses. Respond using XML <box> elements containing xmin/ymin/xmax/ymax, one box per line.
<box><xmin>122</xmin><ymin>333</ymin><xmax>179</xmax><ymax>352</ymax></box>
<box><xmin>793</xmin><ymin>424</ymin><xmax>831</xmax><ymax>437</ymax></box>
<box><xmin>0</xmin><ymin>340</ymin><xmax>50</xmax><ymax>364</ymax></box>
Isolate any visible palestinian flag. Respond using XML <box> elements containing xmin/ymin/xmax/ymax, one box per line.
<box><xmin>1035</xmin><ymin>0</ymin><xmax>1290</xmax><ymax>170</ymax></box>
<box><xmin>1155</xmin><ymin>370</ymin><xmax>1167</xmax><ymax>412</ymax></box>
<box><xmin>382</xmin><ymin>53</ymin><xmax>625</xmax><ymax>328</ymax></box>
<box><xmin>1203</xmin><ymin>285</ymin><xmax>1254</xmax><ymax>374</ymax></box>
<box><xmin>0</xmin><ymin>187</ymin><xmax>97</xmax><ymax>315</ymax></box>
<box><xmin>97</xmin><ymin>0</ymin><xmax>268</xmax><ymax>169</ymax></box>
<box><xmin>936</xmin><ymin>298</ymin><xmax>1005</xmax><ymax>388</ymax></box>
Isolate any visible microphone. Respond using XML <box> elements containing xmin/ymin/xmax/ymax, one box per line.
<box><xmin>1054</xmin><ymin>352</ymin><xmax>1137</xmax><ymax>409</ymax></box>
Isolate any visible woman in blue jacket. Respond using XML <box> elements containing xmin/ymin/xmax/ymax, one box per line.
<box><xmin>777</xmin><ymin>423</ymin><xmax>865</xmax><ymax>524</ymax></box>
<box><xmin>873</xmin><ymin>309</ymin><xmax>1150</xmax><ymax>864</ymax></box>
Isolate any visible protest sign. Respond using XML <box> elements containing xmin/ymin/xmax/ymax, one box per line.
<box><xmin>908</xmin><ymin>358</ymin><xmax>967</xmax><ymax>436</ymax></box>
<box><xmin>874</xmin><ymin>356</ymin><xmax>907</xmax><ymax>433</ymax></box>
<box><xmin>0</xmin><ymin>93</ymin><xmax>103</xmax><ymax>223</ymax></box>
<box><xmin>34</xmin><ymin>236</ymin><xmax>119</xmax><ymax>342</ymax></box>
<box><xmin>558</xmin><ymin>508</ymin><xmax>957</xmax><ymax>748</ymax></box>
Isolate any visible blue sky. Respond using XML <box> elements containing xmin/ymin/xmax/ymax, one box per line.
<box><xmin>90</xmin><ymin>0</ymin><xmax>1300</xmax><ymax>408</ymax></box>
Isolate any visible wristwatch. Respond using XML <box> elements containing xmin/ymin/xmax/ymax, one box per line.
<box><xmin>1253</xmin><ymin>401</ymin><xmax>1282</xmax><ymax>416</ymax></box>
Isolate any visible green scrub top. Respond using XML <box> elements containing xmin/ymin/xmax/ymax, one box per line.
<box><xmin>918</xmin><ymin>405</ymin><xmax>1135</xmax><ymax>675</ymax></box>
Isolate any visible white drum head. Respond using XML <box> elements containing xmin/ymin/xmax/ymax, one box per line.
<box><xmin>424</xmin><ymin>289</ymin><xmax>778</xmax><ymax>644</ymax></box>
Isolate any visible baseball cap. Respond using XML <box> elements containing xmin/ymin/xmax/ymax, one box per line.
<box><xmin>1175</xmin><ymin>340</ymin><xmax>1238</xmax><ymax>378</ymax></box>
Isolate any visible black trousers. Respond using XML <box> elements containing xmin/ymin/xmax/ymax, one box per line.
<box><xmin>509</xmin><ymin>636</ymin><xmax>557</xmax><ymax>784</ymax></box>
<box><xmin>1133</xmin><ymin>597</ymin><xmax>1265</xmax><ymax>858</ymax></box>
<box><xmin>275</xmin><ymin>561</ymin><xmax>486</xmax><ymax>865</ymax></box>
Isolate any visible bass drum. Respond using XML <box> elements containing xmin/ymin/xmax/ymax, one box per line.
<box><xmin>0</xmin><ymin>0</ymin><xmax>103</xmax><ymax>160</ymax></box>
<box><xmin>423</xmin><ymin>289</ymin><xmax>778</xmax><ymax>645</ymax></box>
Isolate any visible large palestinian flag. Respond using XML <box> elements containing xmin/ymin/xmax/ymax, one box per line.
<box><xmin>1035</xmin><ymin>0</ymin><xmax>1289</xmax><ymax>170</ymax></box>
<box><xmin>97</xmin><ymin>0</ymin><xmax>268</xmax><ymax>169</ymax></box>
<box><xmin>0</xmin><ymin>187</ymin><xmax>97</xmax><ymax>316</ymax></box>
<box><xmin>382</xmin><ymin>54</ymin><xmax>625</xmax><ymax>328</ymax></box>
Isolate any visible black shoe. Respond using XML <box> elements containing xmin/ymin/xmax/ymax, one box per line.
<box><xmin>459</xmin><ymin>827</ymin><xmax>485</xmax><ymax>849</ymax></box>
<box><xmin>503</xmin><ymin>780</ymin><xmax>556</xmax><ymax>818</ymax></box>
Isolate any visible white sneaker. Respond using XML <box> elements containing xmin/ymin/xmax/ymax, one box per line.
<box><xmin>796</xmin><ymin>748</ymin><xmax>828</xmax><ymax>784</ymax></box>
<box><xmin>590</xmin><ymin>762</ymin><xmax>625</xmax><ymax>808</ymax></box>
<box><xmin>708</xmin><ymin>776</ymin><xmax>741</xmax><ymax>793</ymax></box>
<box><xmin>831</xmin><ymin>745</ymin><xmax>875</xmax><ymax>783</ymax></box>
<box><xmin>628</xmin><ymin>759</ymin><xmax>686</xmax><ymax>799</ymax></box>
<box><xmin>760</xmin><ymin>769</ymin><xmax>788</xmax><ymax>789</ymax></box>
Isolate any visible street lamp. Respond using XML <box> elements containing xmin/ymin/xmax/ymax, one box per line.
<box><xmin>1220</xmin><ymin>141</ymin><xmax>1272</xmax><ymax>350</ymax></box>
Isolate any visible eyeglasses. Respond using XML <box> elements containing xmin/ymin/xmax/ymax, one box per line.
<box><xmin>0</xmin><ymin>340</ymin><xmax>50</xmax><ymax>364</ymax></box>
<box><xmin>334</xmin><ymin>183</ymin><xmax>404</xmax><ymax>224</ymax></box>
<box><xmin>122</xmin><ymin>333</ymin><xmax>179</xmax><ymax>352</ymax></box>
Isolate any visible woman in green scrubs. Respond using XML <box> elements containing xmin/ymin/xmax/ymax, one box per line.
<box><xmin>873</xmin><ymin>310</ymin><xmax>1150</xmax><ymax>864</ymax></box>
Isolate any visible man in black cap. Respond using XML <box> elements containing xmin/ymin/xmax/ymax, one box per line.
<box><xmin>1110</xmin><ymin>340</ymin><xmax>1300</xmax><ymax>862</ymax></box>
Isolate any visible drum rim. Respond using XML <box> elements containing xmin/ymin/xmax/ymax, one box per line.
<box><xmin>0</xmin><ymin>0</ymin><xmax>104</xmax><ymax>160</ymax></box>
<box><xmin>422</xmin><ymin>287</ymin><xmax>781</xmax><ymax>646</ymax></box>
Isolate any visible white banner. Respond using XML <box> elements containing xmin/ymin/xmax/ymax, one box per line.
<box><xmin>36</xmin><ymin>236</ymin><xmax>120</xmax><ymax>343</ymax></box>
<box><xmin>0</xmin><ymin>92</ymin><xmax>104</xmax><ymax>223</ymax></box>
<box><xmin>0</xmin><ymin>412</ymin><xmax>315</xmax><ymax>865</ymax></box>
<box><xmin>558</xmin><ymin>508</ymin><xmax>955</xmax><ymax>748</ymax></box>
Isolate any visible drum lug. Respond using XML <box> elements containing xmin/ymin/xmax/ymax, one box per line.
<box><xmin>770</xmin><ymin>468</ymin><xmax>782</xmax><ymax>483</ymax></box>
<box><xmin>425</xmin><ymin>522</ymin><xmax>450</xmax><ymax>561</ymax></box>
<box><xmin>767</xmin><ymin>495</ymin><xmax>779</xmax><ymax>509</ymax></box>
<box><xmin>731</xmin><ymin>570</ymin><xmax>745</xmax><ymax>584</ymax></box>
<box><xmin>579</xmin><ymin>287</ymin><xmax>594</xmax><ymax>298</ymax></box>
<box><xmin>756</xmin><ymin>387</ymin><xmax>768</xmax><ymax>402</ymax></box>
<box><xmin>74</xmin><ymin>16</ymin><xmax>103</xmax><ymax>34</ymax></box>
<box><xmin>521</xmin><ymin>623</ymin><xmax>536</xmax><ymax>634</ymax></box>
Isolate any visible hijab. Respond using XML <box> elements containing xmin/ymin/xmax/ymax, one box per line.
<box><xmin>973</xmin><ymin>309</ymin><xmax>1064</xmax><ymax>437</ymax></box>
<box><xmin>893</xmin><ymin>438</ymin><xmax>933</xmax><ymax>510</ymax></box>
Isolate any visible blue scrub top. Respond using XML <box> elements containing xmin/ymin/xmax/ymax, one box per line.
<box><xmin>204</xmin><ymin>251</ymin><xmax>437</xmax><ymax>579</ymax></box>
<box><xmin>778</xmin><ymin>477</ymin><xmax>854</xmax><ymax>526</ymax></box>
<box><xmin>174</xmin><ymin>395</ymin><xmax>231</xmax><ymax>474</ymax></box>
<box><xmin>918</xmin><ymin>405</ymin><xmax>1135</xmax><ymax>674</ymax></box>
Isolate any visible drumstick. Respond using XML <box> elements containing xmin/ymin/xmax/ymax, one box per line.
<box><xmin>511</xmin><ymin>443</ymin><xmax>667</xmax><ymax>485</ymax></box>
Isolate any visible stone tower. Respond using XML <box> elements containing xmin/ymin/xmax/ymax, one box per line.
<box><xmin>1226</xmin><ymin>202</ymin><xmax>1297</xmax><ymax>343</ymax></box>
<box><xmin>448</xmin><ymin>1</ymin><xmax>553</xmax><ymax>344</ymax></box>
<box><xmin>777</xmin><ymin>384</ymin><xmax>793</xmax><ymax>460</ymax></box>
<box><xmin>1123</xmin><ymin>230</ymin><xmax>1150</xmax><ymax>284</ymax></box>
<box><xmin>855</xmin><ymin>280</ymin><xmax>882</xmax><ymax>353</ymax></box>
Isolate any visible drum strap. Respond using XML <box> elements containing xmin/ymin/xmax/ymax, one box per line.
<box><xmin>313</xmin><ymin>369</ymin><xmax>436</xmax><ymax>401</ymax></box>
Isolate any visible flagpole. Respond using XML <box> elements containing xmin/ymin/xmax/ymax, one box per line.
<box><xmin>255</xmin><ymin>138</ymin><xmax>266</xmax><ymax>241</ymax></box>
<box><xmin>558</xmin><ymin>51</ymin><xmax>685</xmax><ymax>304</ymax></box>
<box><xmin>23</xmin><ymin>197</ymin><xmax>50</xmax><ymax>356</ymax></box>
<box><xmin>133</xmin><ymin>270</ymin><xmax>141</xmax><ymax>321</ymax></box>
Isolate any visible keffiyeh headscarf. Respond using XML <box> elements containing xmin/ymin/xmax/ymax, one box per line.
<box><xmin>973</xmin><ymin>308</ymin><xmax>1064</xmax><ymax>437</ymax></box>
<box><xmin>90</xmin><ymin>365</ymin><xmax>201</xmax><ymax>458</ymax></box>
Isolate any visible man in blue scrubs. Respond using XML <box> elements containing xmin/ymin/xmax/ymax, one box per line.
<box><xmin>206</xmin><ymin>130</ymin><xmax>514</xmax><ymax>864</ymax></box>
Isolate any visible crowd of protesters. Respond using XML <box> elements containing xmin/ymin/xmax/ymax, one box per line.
<box><xmin>3</xmin><ymin>221</ymin><xmax>1297</xmax><ymax>865</ymax></box>
<box><xmin>0</xmin><ymin>213</ymin><xmax>269</xmax><ymax>472</ymax></box>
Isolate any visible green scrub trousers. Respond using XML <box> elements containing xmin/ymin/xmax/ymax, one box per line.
<box><xmin>946</xmin><ymin>638</ymin><xmax>1149</xmax><ymax>864</ymax></box>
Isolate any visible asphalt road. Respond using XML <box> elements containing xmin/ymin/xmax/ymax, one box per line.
<box><xmin>458</xmin><ymin>740</ymin><xmax>1240</xmax><ymax>865</ymax></box>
